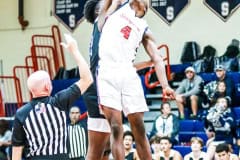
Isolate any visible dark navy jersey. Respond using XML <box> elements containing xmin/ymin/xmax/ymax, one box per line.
<box><xmin>89</xmin><ymin>21</ymin><xmax>101</xmax><ymax>76</ymax></box>
<box><xmin>82</xmin><ymin>83</ymin><xmax>105</xmax><ymax>118</ymax></box>
<box><xmin>125</xmin><ymin>152</ymin><xmax>134</xmax><ymax>160</ymax></box>
<box><xmin>12</xmin><ymin>84</ymin><xmax>81</xmax><ymax>158</ymax></box>
<box><xmin>83</xmin><ymin>20</ymin><xmax>105</xmax><ymax>119</ymax></box>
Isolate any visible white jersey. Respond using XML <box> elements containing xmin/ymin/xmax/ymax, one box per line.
<box><xmin>184</xmin><ymin>151</ymin><xmax>208</xmax><ymax>160</ymax></box>
<box><xmin>99</xmin><ymin>1</ymin><xmax>148</xmax><ymax>67</ymax></box>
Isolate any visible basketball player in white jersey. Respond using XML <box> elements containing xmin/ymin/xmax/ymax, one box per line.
<box><xmin>97</xmin><ymin>0</ymin><xmax>175</xmax><ymax>159</ymax></box>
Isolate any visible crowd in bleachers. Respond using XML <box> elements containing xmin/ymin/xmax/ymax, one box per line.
<box><xmin>133</xmin><ymin>39</ymin><xmax>240</xmax><ymax>159</ymax></box>
<box><xmin>1</xmin><ymin>39</ymin><xmax>240</xmax><ymax>160</ymax></box>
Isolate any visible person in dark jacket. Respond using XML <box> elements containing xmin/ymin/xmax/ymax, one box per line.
<box><xmin>150</xmin><ymin>102</ymin><xmax>179</xmax><ymax>145</ymax></box>
<box><xmin>204</xmin><ymin>97</ymin><xmax>235</xmax><ymax>160</ymax></box>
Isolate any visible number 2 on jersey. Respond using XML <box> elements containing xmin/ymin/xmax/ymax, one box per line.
<box><xmin>120</xmin><ymin>26</ymin><xmax>132</xmax><ymax>39</ymax></box>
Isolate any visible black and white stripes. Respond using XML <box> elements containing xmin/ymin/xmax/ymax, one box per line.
<box><xmin>68</xmin><ymin>123</ymin><xmax>87</xmax><ymax>158</ymax></box>
<box><xmin>23</xmin><ymin>103</ymin><xmax>67</xmax><ymax>157</ymax></box>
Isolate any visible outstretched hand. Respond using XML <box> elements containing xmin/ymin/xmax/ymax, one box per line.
<box><xmin>162</xmin><ymin>86</ymin><xmax>175</xmax><ymax>100</ymax></box>
<box><xmin>60</xmin><ymin>34</ymin><xmax>78</xmax><ymax>53</ymax></box>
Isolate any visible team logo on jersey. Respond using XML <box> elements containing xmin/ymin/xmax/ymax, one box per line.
<box><xmin>35</xmin><ymin>103</ymin><xmax>46</xmax><ymax>114</ymax></box>
<box><xmin>150</xmin><ymin>0</ymin><xmax>190</xmax><ymax>25</ymax></box>
<box><xmin>204</xmin><ymin>0</ymin><xmax>240</xmax><ymax>21</ymax></box>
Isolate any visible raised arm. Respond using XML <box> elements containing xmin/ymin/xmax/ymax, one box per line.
<box><xmin>142</xmin><ymin>30</ymin><xmax>175</xmax><ymax>98</ymax></box>
<box><xmin>98</xmin><ymin>0</ymin><xmax>123</xmax><ymax>31</ymax></box>
<box><xmin>61</xmin><ymin>34</ymin><xmax>93</xmax><ymax>94</ymax></box>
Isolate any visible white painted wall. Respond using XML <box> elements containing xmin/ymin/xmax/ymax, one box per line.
<box><xmin>0</xmin><ymin>0</ymin><xmax>240</xmax><ymax>75</ymax></box>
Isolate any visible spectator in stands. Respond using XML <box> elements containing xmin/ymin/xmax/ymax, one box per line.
<box><xmin>68</xmin><ymin>106</ymin><xmax>88</xmax><ymax>160</ymax></box>
<box><xmin>123</xmin><ymin>131</ymin><xmax>140</xmax><ymax>160</ymax></box>
<box><xmin>209</xmin><ymin>81</ymin><xmax>228</xmax><ymax>105</ymax></box>
<box><xmin>11</xmin><ymin>34</ymin><xmax>93</xmax><ymax>160</ymax></box>
<box><xmin>150</xmin><ymin>135</ymin><xmax>161</xmax><ymax>160</ymax></box>
<box><xmin>150</xmin><ymin>102</ymin><xmax>179</xmax><ymax>144</ymax></box>
<box><xmin>175</xmin><ymin>66</ymin><xmax>204</xmax><ymax>119</ymax></box>
<box><xmin>184</xmin><ymin>137</ymin><xmax>209</xmax><ymax>160</ymax></box>
<box><xmin>0</xmin><ymin>119</ymin><xmax>12</xmax><ymax>160</ymax></box>
<box><xmin>204</xmin><ymin>65</ymin><xmax>234</xmax><ymax>106</ymax></box>
<box><xmin>204</xmin><ymin>97</ymin><xmax>235</xmax><ymax>160</ymax></box>
<box><xmin>200</xmin><ymin>81</ymin><xmax>228</xmax><ymax>121</ymax></box>
<box><xmin>215</xmin><ymin>143</ymin><xmax>239</xmax><ymax>160</ymax></box>
<box><xmin>159</xmin><ymin>136</ymin><xmax>183</xmax><ymax>160</ymax></box>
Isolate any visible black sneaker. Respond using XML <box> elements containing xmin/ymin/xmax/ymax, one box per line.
<box><xmin>189</xmin><ymin>114</ymin><xmax>197</xmax><ymax>120</ymax></box>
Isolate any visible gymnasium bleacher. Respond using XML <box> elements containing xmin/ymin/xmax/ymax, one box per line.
<box><xmin>143</xmin><ymin>63</ymin><xmax>240</xmax><ymax>156</ymax></box>
<box><xmin>1</xmin><ymin>25</ymin><xmax>240</xmax><ymax>158</ymax></box>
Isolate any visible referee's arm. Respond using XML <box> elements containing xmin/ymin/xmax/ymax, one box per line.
<box><xmin>61</xmin><ymin>34</ymin><xmax>93</xmax><ymax>94</ymax></box>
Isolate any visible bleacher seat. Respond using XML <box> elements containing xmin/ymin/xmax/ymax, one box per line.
<box><xmin>195</xmin><ymin>132</ymin><xmax>208</xmax><ymax>145</ymax></box>
<box><xmin>179</xmin><ymin>120</ymin><xmax>204</xmax><ymax>132</ymax></box>
<box><xmin>178</xmin><ymin>131</ymin><xmax>207</xmax><ymax>145</ymax></box>
<box><xmin>232</xmin><ymin>107</ymin><xmax>240</xmax><ymax>130</ymax></box>
<box><xmin>179</xmin><ymin>120</ymin><xmax>207</xmax><ymax>145</ymax></box>
<box><xmin>228</xmin><ymin>72</ymin><xmax>240</xmax><ymax>84</ymax></box>
<box><xmin>179</xmin><ymin>132</ymin><xmax>195</xmax><ymax>143</ymax></box>
<box><xmin>143</xmin><ymin>111</ymin><xmax>159</xmax><ymax>122</ymax></box>
<box><xmin>170</xmin><ymin>63</ymin><xmax>191</xmax><ymax>74</ymax></box>
<box><xmin>199</xmin><ymin>72</ymin><xmax>216</xmax><ymax>84</ymax></box>
<box><xmin>232</xmin><ymin>107</ymin><xmax>240</xmax><ymax>119</ymax></box>
<box><xmin>179</xmin><ymin>120</ymin><xmax>195</xmax><ymax>132</ymax></box>
<box><xmin>173</xmin><ymin>146</ymin><xmax>191</xmax><ymax>157</ymax></box>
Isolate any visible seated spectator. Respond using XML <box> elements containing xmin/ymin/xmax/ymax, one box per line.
<box><xmin>159</xmin><ymin>136</ymin><xmax>183</xmax><ymax>160</ymax></box>
<box><xmin>204</xmin><ymin>65</ymin><xmax>234</xmax><ymax>106</ymax></box>
<box><xmin>0</xmin><ymin>119</ymin><xmax>12</xmax><ymax>160</ymax></box>
<box><xmin>215</xmin><ymin>143</ymin><xmax>239</xmax><ymax>160</ymax></box>
<box><xmin>123</xmin><ymin>131</ymin><xmax>140</xmax><ymax>160</ymax></box>
<box><xmin>204</xmin><ymin>97</ymin><xmax>235</xmax><ymax>160</ymax></box>
<box><xmin>210</xmin><ymin>81</ymin><xmax>228</xmax><ymax>105</ymax></box>
<box><xmin>184</xmin><ymin>137</ymin><xmax>209</xmax><ymax>160</ymax></box>
<box><xmin>175</xmin><ymin>66</ymin><xmax>204</xmax><ymax>119</ymax></box>
<box><xmin>150</xmin><ymin>135</ymin><xmax>161</xmax><ymax>160</ymax></box>
<box><xmin>150</xmin><ymin>102</ymin><xmax>179</xmax><ymax>145</ymax></box>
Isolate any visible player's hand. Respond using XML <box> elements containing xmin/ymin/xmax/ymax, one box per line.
<box><xmin>60</xmin><ymin>34</ymin><xmax>78</xmax><ymax>53</ymax></box>
<box><xmin>162</xmin><ymin>86</ymin><xmax>175</xmax><ymax>100</ymax></box>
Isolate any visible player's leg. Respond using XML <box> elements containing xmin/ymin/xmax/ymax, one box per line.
<box><xmin>128</xmin><ymin>112</ymin><xmax>152</xmax><ymax>160</ymax></box>
<box><xmin>86</xmin><ymin>130</ymin><xmax>110</xmax><ymax>160</ymax></box>
<box><xmin>101</xmin><ymin>106</ymin><xmax>125</xmax><ymax>160</ymax></box>
<box><xmin>102</xmin><ymin>139</ymin><xmax>111</xmax><ymax>160</ymax></box>
<box><xmin>83</xmin><ymin>84</ymin><xmax>111</xmax><ymax>160</ymax></box>
<box><xmin>122</xmin><ymin>71</ymin><xmax>152</xmax><ymax>159</ymax></box>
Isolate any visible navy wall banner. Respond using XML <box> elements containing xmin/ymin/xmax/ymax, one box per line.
<box><xmin>54</xmin><ymin>0</ymin><xmax>87</xmax><ymax>32</ymax></box>
<box><xmin>204</xmin><ymin>0</ymin><xmax>240</xmax><ymax>21</ymax></box>
<box><xmin>150</xmin><ymin>0</ymin><xmax>189</xmax><ymax>25</ymax></box>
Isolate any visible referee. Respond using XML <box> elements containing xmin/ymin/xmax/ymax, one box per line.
<box><xmin>68</xmin><ymin>106</ymin><xmax>88</xmax><ymax>160</ymax></box>
<box><xmin>11</xmin><ymin>34</ymin><xmax>93</xmax><ymax>160</ymax></box>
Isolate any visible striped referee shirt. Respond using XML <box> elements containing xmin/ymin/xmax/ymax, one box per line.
<box><xmin>68</xmin><ymin>120</ymin><xmax>87</xmax><ymax>158</ymax></box>
<box><xmin>12</xmin><ymin>84</ymin><xmax>81</xmax><ymax>159</ymax></box>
